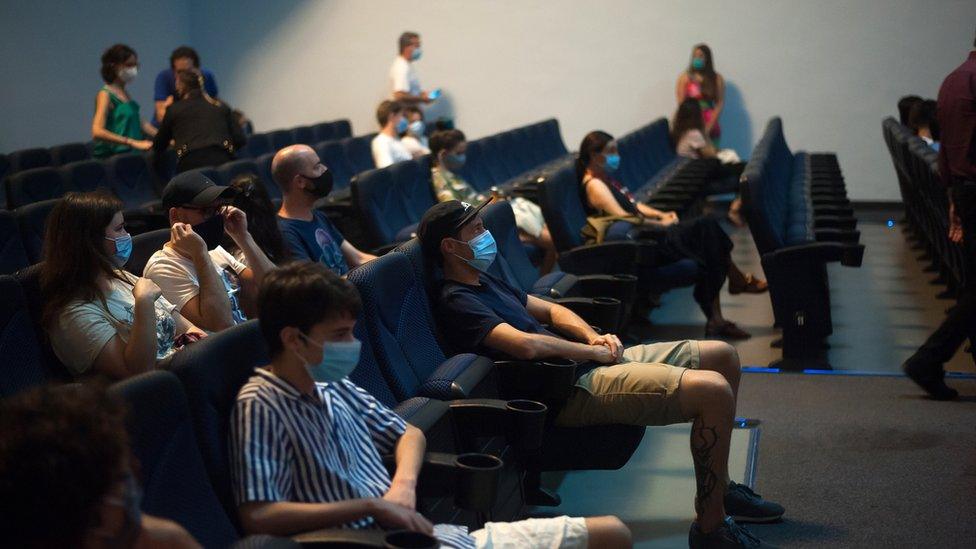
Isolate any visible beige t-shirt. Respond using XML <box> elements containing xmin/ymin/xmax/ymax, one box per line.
<box><xmin>371</xmin><ymin>133</ymin><xmax>413</xmax><ymax>168</ymax></box>
<box><xmin>143</xmin><ymin>245</ymin><xmax>248</xmax><ymax>325</ymax></box>
<box><xmin>49</xmin><ymin>271</ymin><xmax>179</xmax><ymax>376</ymax></box>
<box><xmin>676</xmin><ymin>129</ymin><xmax>707</xmax><ymax>158</ymax></box>
<box><xmin>389</xmin><ymin>56</ymin><xmax>420</xmax><ymax>96</ymax></box>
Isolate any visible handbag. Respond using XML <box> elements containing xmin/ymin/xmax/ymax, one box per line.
<box><xmin>581</xmin><ymin>214</ymin><xmax>644</xmax><ymax>244</ymax></box>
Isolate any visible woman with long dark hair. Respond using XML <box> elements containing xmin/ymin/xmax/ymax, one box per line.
<box><xmin>676</xmin><ymin>43</ymin><xmax>724</xmax><ymax>144</ymax></box>
<box><xmin>152</xmin><ymin>69</ymin><xmax>246</xmax><ymax>173</ymax></box>
<box><xmin>91</xmin><ymin>44</ymin><xmax>157</xmax><ymax>158</ymax></box>
<box><xmin>221</xmin><ymin>173</ymin><xmax>290</xmax><ymax>265</ymax></box>
<box><xmin>42</xmin><ymin>191</ymin><xmax>205</xmax><ymax>380</ymax></box>
<box><xmin>577</xmin><ymin>131</ymin><xmax>765</xmax><ymax>338</ymax></box>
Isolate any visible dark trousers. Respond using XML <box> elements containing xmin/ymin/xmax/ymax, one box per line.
<box><xmin>912</xmin><ymin>182</ymin><xmax>976</xmax><ymax>369</ymax></box>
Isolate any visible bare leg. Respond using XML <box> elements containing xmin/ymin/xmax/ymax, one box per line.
<box><xmin>518</xmin><ymin>227</ymin><xmax>558</xmax><ymax>276</ymax></box>
<box><xmin>583</xmin><ymin>516</ymin><xmax>633</xmax><ymax>548</ymax></box>
<box><xmin>698</xmin><ymin>340</ymin><xmax>741</xmax><ymax>401</ymax></box>
<box><xmin>678</xmin><ymin>370</ymin><xmax>736</xmax><ymax>533</ymax></box>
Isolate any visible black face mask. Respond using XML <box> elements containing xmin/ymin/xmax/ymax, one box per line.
<box><xmin>303</xmin><ymin>170</ymin><xmax>334</xmax><ymax>198</ymax></box>
<box><xmin>192</xmin><ymin>213</ymin><xmax>225</xmax><ymax>250</ymax></box>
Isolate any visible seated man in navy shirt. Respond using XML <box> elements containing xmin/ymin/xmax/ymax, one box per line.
<box><xmin>419</xmin><ymin>200</ymin><xmax>784</xmax><ymax>549</ymax></box>
<box><xmin>230</xmin><ymin>261</ymin><xmax>632</xmax><ymax>548</ymax></box>
<box><xmin>153</xmin><ymin>46</ymin><xmax>219</xmax><ymax>126</ymax></box>
<box><xmin>272</xmin><ymin>144</ymin><xmax>376</xmax><ymax>276</ymax></box>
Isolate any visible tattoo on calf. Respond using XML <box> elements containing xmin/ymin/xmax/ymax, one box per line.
<box><xmin>691</xmin><ymin>417</ymin><xmax>719</xmax><ymax>515</ymax></box>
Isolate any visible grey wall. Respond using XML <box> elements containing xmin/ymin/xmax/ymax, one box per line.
<box><xmin>3</xmin><ymin>0</ymin><xmax>975</xmax><ymax>200</ymax></box>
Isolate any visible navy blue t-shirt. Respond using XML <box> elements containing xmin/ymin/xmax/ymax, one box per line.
<box><xmin>152</xmin><ymin>68</ymin><xmax>219</xmax><ymax>126</ymax></box>
<box><xmin>278</xmin><ymin>212</ymin><xmax>349</xmax><ymax>276</ymax></box>
<box><xmin>436</xmin><ymin>273</ymin><xmax>557</xmax><ymax>360</ymax></box>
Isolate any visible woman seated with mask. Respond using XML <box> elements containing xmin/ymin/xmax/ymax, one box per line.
<box><xmin>42</xmin><ymin>191</ymin><xmax>206</xmax><ymax>380</ymax></box>
<box><xmin>400</xmin><ymin>105</ymin><xmax>431</xmax><ymax>158</ymax></box>
<box><xmin>430</xmin><ymin>129</ymin><xmax>557</xmax><ymax>274</ymax></box>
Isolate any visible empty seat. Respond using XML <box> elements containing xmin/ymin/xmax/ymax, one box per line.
<box><xmin>5</xmin><ymin>167</ymin><xmax>66</xmax><ymax>209</ymax></box>
<box><xmin>215</xmin><ymin>159</ymin><xmax>259</xmax><ymax>186</ymax></box>
<box><xmin>238</xmin><ymin>133</ymin><xmax>271</xmax><ymax>158</ymax></box>
<box><xmin>342</xmin><ymin>134</ymin><xmax>377</xmax><ymax>175</ymax></box>
<box><xmin>0</xmin><ymin>275</ymin><xmax>49</xmax><ymax>397</ymax></box>
<box><xmin>49</xmin><ymin>142</ymin><xmax>90</xmax><ymax>166</ymax></box>
<box><xmin>268</xmin><ymin>129</ymin><xmax>294</xmax><ymax>151</ymax></box>
<box><xmin>59</xmin><ymin>159</ymin><xmax>111</xmax><ymax>193</ymax></box>
<box><xmin>290</xmin><ymin>125</ymin><xmax>315</xmax><ymax>145</ymax></box>
<box><xmin>314</xmin><ymin>140</ymin><xmax>355</xmax><ymax>191</ymax></box>
<box><xmin>105</xmin><ymin>153</ymin><xmax>161</xmax><ymax>211</ymax></box>
<box><xmin>332</xmin><ymin>119</ymin><xmax>353</xmax><ymax>139</ymax></box>
<box><xmin>127</xmin><ymin>228</ymin><xmax>170</xmax><ymax>277</ymax></box>
<box><xmin>14</xmin><ymin>198</ymin><xmax>59</xmax><ymax>264</ymax></box>
<box><xmin>0</xmin><ymin>211</ymin><xmax>30</xmax><ymax>274</ymax></box>
<box><xmin>8</xmin><ymin>147</ymin><xmax>52</xmax><ymax>173</ymax></box>
<box><xmin>253</xmin><ymin>152</ymin><xmax>281</xmax><ymax>200</ymax></box>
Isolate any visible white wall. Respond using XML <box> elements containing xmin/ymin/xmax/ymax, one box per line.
<box><xmin>3</xmin><ymin>1</ymin><xmax>974</xmax><ymax>200</ymax></box>
<box><xmin>0</xmin><ymin>1</ymin><xmax>191</xmax><ymax>152</ymax></box>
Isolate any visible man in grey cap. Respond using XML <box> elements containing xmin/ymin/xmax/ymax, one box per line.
<box><xmin>143</xmin><ymin>170</ymin><xmax>276</xmax><ymax>332</ymax></box>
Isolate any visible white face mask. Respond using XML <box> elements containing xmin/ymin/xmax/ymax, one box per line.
<box><xmin>118</xmin><ymin>66</ymin><xmax>138</xmax><ymax>83</ymax></box>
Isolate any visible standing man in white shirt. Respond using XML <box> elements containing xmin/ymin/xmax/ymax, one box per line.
<box><xmin>371</xmin><ymin>100</ymin><xmax>413</xmax><ymax>168</ymax></box>
<box><xmin>389</xmin><ymin>31</ymin><xmax>438</xmax><ymax>105</ymax></box>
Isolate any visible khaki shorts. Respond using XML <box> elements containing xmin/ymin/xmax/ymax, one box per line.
<box><xmin>555</xmin><ymin>340</ymin><xmax>701</xmax><ymax>427</ymax></box>
<box><xmin>471</xmin><ymin>515</ymin><xmax>587</xmax><ymax>549</ymax></box>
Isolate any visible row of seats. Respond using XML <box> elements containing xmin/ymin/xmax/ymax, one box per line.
<box><xmin>882</xmin><ymin>117</ymin><xmax>967</xmax><ymax>294</ymax></box>
<box><xmin>454</xmin><ymin>118</ymin><xmax>571</xmax><ymax>193</ymax></box>
<box><xmin>739</xmin><ymin>117</ymin><xmax>865</xmax><ymax>369</ymax></box>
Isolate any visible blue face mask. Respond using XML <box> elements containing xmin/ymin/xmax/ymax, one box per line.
<box><xmin>408</xmin><ymin>120</ymin><xmax>425</xmax><ymax>136</ymax></box>
<box><xmin>445</xmin><ymin>153</ymin><xmax>466</xmax><ymax>170</ymax></box>
<box><xmin>395</xmin><ymin>117</ymin><xmax>409</xmax><ymax>134</ymax></box>
<box><xmin>455</xmin><ymin>230</ymin><xmax>497</xmax><ymax>273</ymax></box>
<box><xmin>298</xmin><ymin>334</ymin><xmax>362</xmax><ymax>383</ymax></box>
<box><xmin>411</xmin><ymin>47</ymin><xmax>422</xmax><ymax>61</ymax></box>
<box><xmin>692</xmin><ymin>57</ymin><xmax>705</xmax><ymax>70</ymax></box>
<box><xmin>105</xmin><ymin>233</ymin><xmax>132</xmax><ymax>267</ymax></box>
<box><xmin>604</xmin><ymin>153</ymin><xmax>621</xmax><ymax>172</ymax></box>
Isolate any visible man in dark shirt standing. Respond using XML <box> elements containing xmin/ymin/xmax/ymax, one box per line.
<box><xmin>903</xmin><ymin>34</ymin><xmax>976</xmax><ymax>400</ymax></box>
<box><xmin>420</xmin><ymin>200</ymin><xmax>783</xmax><ymax>549</ymax></box>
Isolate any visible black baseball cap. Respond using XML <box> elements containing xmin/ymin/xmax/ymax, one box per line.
<box><xmin>418</xmin><ymin>198</ymin><xmax>492</xmax><ymax>262</ymax></box>
<box><xmin>161</xmin><ymin>170</ymin><xmax>236</xmax><ymax>210</ymax></box>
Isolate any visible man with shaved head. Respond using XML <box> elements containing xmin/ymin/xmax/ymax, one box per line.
<box><xmin>274</xmin><ymin>145</ymin><xmax>376</xmax><ymax>275</ymax></box>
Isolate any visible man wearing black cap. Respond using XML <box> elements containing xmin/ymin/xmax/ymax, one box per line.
<box><xmin>144</xmin><ymin>170</ymin><xmax>276</xmax><ymax>332</ymax></box>
<box><xmin>419</xmin><ymin>200</ymin><xmax>783</xmax><ymax>548</ymax></box>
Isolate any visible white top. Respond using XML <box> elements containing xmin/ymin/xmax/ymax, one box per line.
<box><xmin>389</xmin><ymin>56</ymin><xmax>420</xmax><ymax>96</ymax></box>
<box><xmin>676</xmin><ymin>129</ymin><xmax>708</xmax><ymax>159</ymax></box>
<box><xmin>49</xmin><ymin>270</ymin><xmax>179</xmax><ymax>375</ymax></box>
<box><xmin>371</xmin><ymin>133</ymin><xmax>413</xmax><ymax>168</ymax></box>
<box><xmin>401</xmin><ymin>135</ymin><xmax>430</xmax><ymax>157</ymax></box>
<box><xmin>143</xmin><ymin>245</ymin><xmax>248</xmax><ymax>325</ymax></box>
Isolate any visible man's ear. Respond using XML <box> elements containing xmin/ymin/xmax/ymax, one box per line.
<box><xmin>280</xmin><ymin>326</ymin><xmax>303</xmax><ymax>355</ymax></box>
<box><xmin>168</xmin><ymin>207</ymin><xmax>179</xmax><ymax>225</ymax></box>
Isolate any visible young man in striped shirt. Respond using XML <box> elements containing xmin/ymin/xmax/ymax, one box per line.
<box><xmin>229</xmin><ymin>261</ymin><xmax>632</xmax><ymax>548</ymax></box>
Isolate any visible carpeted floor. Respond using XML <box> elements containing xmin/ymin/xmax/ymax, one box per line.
<box><xmin>736</xmin><ymin>371</ymin><xmax>976</xmax><ymax>548</ymax></box>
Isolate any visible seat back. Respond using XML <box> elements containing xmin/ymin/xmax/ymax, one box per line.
<box><xmin>106</xmin><ymin>153</ymin><xmax>158</xmax><ymax>210</ymax></box>
<box><xmin>290</xmin><ymin>125</ymin><xmax>315</xmax><ymax>146</ymax></box>
<box><xmin>253</xmin><ymin>152</ymin><xmax>281</xmax><ymax>200</ymax></box>
<box><xmin>343</xmin><ymin>134</ymin><xmax>377</xmax><ymax>175</ymax></box>
<box><xmin>268</xmin><ymin>129</ymin><xmax>294</xmax><ymax>152</ymax></box>
<box><xmin>110</xmin><ymin>371</ymin><xmax>240</xmax><ymax>547</ymax></box>
<box><xmin>12</xmin><ymin>263</ymin><xmax>72</xmax><ymax>383</ymax></box>
<box><xmin>8</xmin><ymin>147</ymin><xmax>52</xmax><ymax>173</ymax></box>
<box><xmin>481</xmin><ymin>201</ymin><xmax>537</xmax><ymax>292</ymax></box>
<box><xmin>0</xmin><ymin>210</ymin><xmax>30</xmax><ymax>274</ymax></box>
<box><xmin>60</xmin><ymin>159</ymin><xmax>111</xmax><ymax>193</ymax></box>
<box><xmin>127</xmin><ymin>228</ymin><xmax>170</xmax><ymax>277</ymax></box>
<box><xmin>5</xmin><ymin>167</ymin><xmax>66</xmax><ymax>209</ymax></box>
<box><xmin>346</xmin><ymin>252</ymin><xmax>448</xmax><ymax>402</ymax></box>
<box><xmin>351</xmin><ymin>167</ymin><xmax>398</xmax><ymax>247</ymax></box>
<box><xmin>169</xmin><ymin>320</ymin><xmax>268</xmax><ymax>532</ymax></box>
<box><xmin>0</xmin><ymin>275</ymin><xmax>49</xmax><ymax>397</ymax></box>
<box><xmin>314</xmin><ymin>140</ymin><xmax>355</xmax><ymax>191</ymax></box>
<box><xmin>216</xmin><ymin>159</ymin><xmax>260</xmax><ymax>186</ymax></box>
<box><xmin>536</xmin><ymin>164</ymin><xmax>588</xmax><ymax>252</ymax></box>
<box><xmin>332</xmin><ymin>119</ymin><xmax>353</xmax><ymax>140</ymax></box>
<box><xmin>49</xmin><ymin>142</ymin><xmax>90</xmax><ymax>166</ymax></box>
<box><xmin>15</xmin><ymin>198</ymin><xmax>59</xmax><ymax>264</ymax></box>
<box><xmin>238</xmin><ymin>133</ymin><xmax>271</xmax><ymax>159</ymax></box>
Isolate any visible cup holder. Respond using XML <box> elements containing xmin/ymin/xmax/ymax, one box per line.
<box><xmin>452</xmin><ymin>453</ymin><xmax>503</xmax><ymax>513</ymax></box>
<box><xmin>383</xmin><ymin>530</ymin><xmax>440</xmax><ymax>549</ymax></box>
<box><xmin>505</xmin><ymin>399</ymin><xmax>547</xmax><ymax>453</ymax></box>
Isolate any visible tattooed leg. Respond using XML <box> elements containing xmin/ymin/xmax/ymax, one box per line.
<box><xmin>679</xmin><ymin>370</ymin><xmax>735</xmax><ymax>532</ymax></box>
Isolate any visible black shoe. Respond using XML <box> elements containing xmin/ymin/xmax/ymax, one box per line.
<box><xmin>689</xmin><ymin>516</ymin><xmax>773</xmax><ymax>548</ymax></box>
<box><xmin>903</xmin><ymin>358</ymin><xmax>959</xmax><ymax>400</ymax></box>
<box><xmin>724</xmin><ymin>481</ymin><xmax>784</xmax><ymax>523</ymax></box>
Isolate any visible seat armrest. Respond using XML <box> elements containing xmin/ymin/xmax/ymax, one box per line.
<box><xmin>550</xmin><ymin>296</ymin><xmax>621</xmax><ymax>335</ymax></box>
<box><xmin>382</xmin><ymin>451</ymin><xmax>503</xmax><ymax>515</ymax></box>
<box><xmin>293</xmin><ymin>528</ymin><xmax>389</xmax><ymax>546</ymax></box>
<box><xmin>417</xmin><ymin>354</ymin><xmax>495</xmax><ymax>400</ymax></box>
<box><xmin>574</xmin><ymin>274</ymin><xmax>638</xmax><ymax>303</ymax></box>
<box><xmin>558</xmin><ymin>241</ymin><xmax>639</xmax><ymax>275</ymax></box>
<box><xmin>814</xmin><ymin>228</ymin><xmax>860</xmax><ymax>243</ymax></box>
<box><xmin>813</xmin><ymin>205</ymin><xmax>854</xmax><ymax>217</ymax></box>
<box><xmin>446</xmin><ymin>398</ymin><xmax>548</xmax><ymax>453</ymax></box>
<box><xmin>766</xmin><ymin>241</ymin><xmax>865</xmax><ymax>267</ymax></box>
<box><xmin>493</xmin><ymin>359</ymin><xmax>578</xmax><ymax>407</ymax></box>
<box><xmin>394</xmin><ymin>397</ymin><xmax>449</xmax><ymax>433</ymax></box>
<box><xmin>813</xmin><ymin>215</ymin><xmax>857</xmax><ymax>230</ymax></box>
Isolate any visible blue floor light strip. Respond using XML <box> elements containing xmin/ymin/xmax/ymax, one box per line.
<box><xmin>742</xmin><ymin>366</ymin><xmax>976</xmax><ymax>380</ymax></box>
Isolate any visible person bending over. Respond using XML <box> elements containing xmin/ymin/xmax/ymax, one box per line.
<box><xmin>419</xmin><ymin>200</ymin><xmax>784</xmax><ymax>548</ymax></box>
<box><xmin>372</xmin><ymin>100</ymin><xmax>413</xmax><ymax>168</ymax></box>
<box><xmin>430</xmin><ymin>128</ymin><xmax>557</xmax><ymax>274</ymax></box>
<box><xmin>578</xmin><ymin>131</ymin><xmax>766</xmax><ymax>339</ymax></box>
<box><xmin>144</xmin><ymin>171</ymin><xmax>275</xmax><ymax>332</ymax></box>
<box><xmin>0</xmin><ymin>383</ymin><xmax>200</xmax><ymax>548</ymax></box>
<box><xmin>230</xmin><ymin>261</ymin><xmax>632</xmax><ymax>548</ymax></box>
<box><xmin>153</xmin><ymin>45</ymin><xmax>220</xmax><ymax>127</ymax></box>
<box><xmin>42</xmin><ymin>191</ymin><xmax>206</xmax><ymax>380</ymax></box>
<box><xmin>273</xmin><ymin>144</ymin><xmax>376</xmax><ymax>275</ymax></box>
<box><xmin>91</xmin><ymin>44</ymin><xmax>157</xmax><ymax>158</ymax></box>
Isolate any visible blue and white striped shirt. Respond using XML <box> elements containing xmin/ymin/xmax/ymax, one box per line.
<box><xmin>230</xmin><ymin>369</ymin><xmax>474</xmax><ymax>548</ymax></box>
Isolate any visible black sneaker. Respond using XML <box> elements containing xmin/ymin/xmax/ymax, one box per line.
<box><xmin>689</xmin><ymin>516</ymin><xmax>773</xmax><ymax>548</ymax></box>
<box><xmin>903</xmin><ymin>358</ymin><xmax>959</xmax><ymax>400</ymax></box>
<box><xmin>724</xmin><ymin>481</ymin><xmax>784</xmax><ymax>523</ymax></box>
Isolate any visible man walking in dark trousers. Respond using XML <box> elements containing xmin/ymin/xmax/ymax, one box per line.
<box><xmin>904</xmin><ymin>31</ymin><xmax>976</xmax><ymax>400</ymax></box>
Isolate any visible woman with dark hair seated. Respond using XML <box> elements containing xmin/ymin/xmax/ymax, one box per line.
<box><xmin>42</xmin><ymin>191</ymin><xmax>205</xmax><ymax>380</ymax></box>
<box><xmin>578</xmin><ymin>131</ymin><xmax>766</xmax><ymax>339</ymax></box>
<box><xmin>152</xmin><ymin>69</ymin><xmax>246</xmax><ymax>173</ymax></box>
<box><xmin>91</xmin><ymin>44</ymin><xmax>157</xmax><ymax>158</ymax></box>
<box><xmin>222</xmin><ymin>173</ymin><xmax>290</xmax><ymax>265</ymax></box>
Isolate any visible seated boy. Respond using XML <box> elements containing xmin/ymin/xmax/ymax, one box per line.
<box><xmin>229</xmin><ymin>261</ymin><xmax>632</xmax><ymax>548</ymax></box>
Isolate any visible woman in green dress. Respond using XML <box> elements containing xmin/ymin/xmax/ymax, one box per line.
<box><xmin>91</xmin><ymin>44</ymin><xmax>157</xmax><ymax>159</ymax></box>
